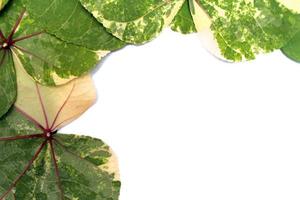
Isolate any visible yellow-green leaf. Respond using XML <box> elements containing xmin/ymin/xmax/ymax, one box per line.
<box><xmin>79</xmin><ymin>0</ymin><xmax>185</xmax><ymax>44</ymax></box>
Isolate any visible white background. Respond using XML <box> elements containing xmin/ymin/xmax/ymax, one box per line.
<box><xmin>62</xmin><ymin>29</ymin><xmax>300</xmax><ymax>200</ymax></box>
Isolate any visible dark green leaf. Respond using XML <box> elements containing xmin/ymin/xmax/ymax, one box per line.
<box><xmin>22</xmin><ymin>0</ymin><xmax>126</xmax><ymax>51</ymax></box>
<box><xmin>0</xmin><ymin>50</ymin><xmax>16</xmax><ymax>118</ymax></box>
<box><xmin>281</xmin><ymin>31</ymin><xmax>300</xmax><ymax>62</ymax></box>
<box><xmin>171</xmin><ymin>0</ymin><xmax>196</xmax><ymax>34</ymax></box>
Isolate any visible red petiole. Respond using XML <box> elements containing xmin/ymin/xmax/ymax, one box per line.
<box><xmin>0</xmin><ymin>9</ymin><xmax>75</xmax><ymax>200</ymax></box>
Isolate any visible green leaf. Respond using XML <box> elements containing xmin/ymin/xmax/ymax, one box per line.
<box><xmin>0</xmin><ymin>109</ymin><xmax>120</xmax><ymax>200</ymax></box>
<box><xmin>190</xmin><ymin>0</ymin><xmax>300</xmax><ymax>61</ymax></box>
<box><xmin>22</xmin><ymin>0</ymin><xmax>126</xmax><ymax>51</ymax></box>
<box><xmin>170</xmin><ymin>0</ymin><xmax>196</xmax><ymax>34</ymax></box>
<box><xmin>0</xmin><ymin>0</ymin><xmax>9</xmax><ymax>11</ymax></box>
<box><xmin>0</xmin><ymin>0</ymin><xmax>101</xmax><ymax>86</ymax></box>
<box><xmin>0</xmin><ymin>0</ymin><xmax>102</xmax><ymax>115</ymax></box>
<box><xmin>79</xmin><ymin>0</ymin><xmax>185</xmax><ymax>44</ymax></box>
<box><xmin>0</xmin><ymin>50</ymin><xmax>16</xmax><ymax>118</ymax></box>
<box><xmin>281</xmin><ymin>31</ymin><xmax>300</xmax><ymax>62</ymax></box>
<box><xmin>0</xmin><ymin>62</ymin><xmax>119</xmax><ymax>199</ymax></box>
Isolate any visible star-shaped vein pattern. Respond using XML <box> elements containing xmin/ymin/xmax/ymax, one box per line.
<box><xmin>0</xmin><ymin>0</ymin><xmax>100</xmax><ymax>87</ymax></box>
<box><xmin>0</xmin><ymin>72</ymin><xmax>120</xmax><ymax>199</ymax></box>
<box><xmin>0</xmin><ymin>0</ymin><xmax>102</xmax><ymax>117</ymax></box>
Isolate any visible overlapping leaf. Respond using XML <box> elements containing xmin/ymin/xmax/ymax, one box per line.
<box><xmin>1</xmin><ymin>0</ymin><xmax>103</xmax><ymax>85</ymax></box>
<box><xmin>76</xmin><ymin>0</ymin><xmax>300</xmax><ymax>62</ymax></box>
<box><xmin>0</xmin><ymin>58</ymin><xmax>120</xmax><ymax>199</ymax></box>
<box><xmin>0</xmin><ymin>0</ymin><xmax>103</xmax><ymax>117</ymax></box>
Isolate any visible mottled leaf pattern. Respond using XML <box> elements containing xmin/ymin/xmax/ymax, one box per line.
<box><xmin>190</xmin><ymin>0</ymin><xmax>300</xmax><ymax>61</ymax></box>
<box><xmin>0</xmin><ymin>0</ymin><xmax>100</xmax><ymax>86</ymax></box>
<box><xmin>79</xmin><ymin>0</ymin><xmax>185</xmax><ymax>44</ymax></box>
<box><xmin>0</xmin><ymin>63</ymin><xmax>118</xmax><ymax>199</ymax></box>
<box><xmin>170</xmin><ymin>0</ymin><xmax>196</xmax><ymax>34</ymax></box>
<box><xmin>0</xmin><ymin>109</ymin><xmax>120</xmax><ymax>200</ymax></box>
<box><xmin>77</xmin><ymin>0</ymin><xmax>300</xmax><ymax>62</ymax></box>
<box><xmin>2</xmin><ymin>0</ymin><xmax>300</xmax><ymax>198</ymax></box>
<box><xmin>23</xmin><ymin>0</ymin><xmax>125</xmax><ymax>51</ymax></box>
<box><xmin>0</xmin><ymin>108</ymin><xmax>44</xmax><ymax>199</ymax></box>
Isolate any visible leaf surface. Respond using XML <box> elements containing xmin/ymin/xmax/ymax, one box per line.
<box><xmin>79</xmin><ymin>0</ymin><xmax>185</xmax><ymax>44</ymax></box>
<box><xmin>0</xmin><ymin>0</ymin><xmax>100</xmax><ymax>86</ymax></box>
<box><xmin>170</xmin><ymin>0</ymin><xmax>196</xmax><ymax>34</ymax></box>
<box><xmin>281</xmin><ymin>31</ymin><xmax>300</xmax><ymax>62</ymax></box>
<box><xmin>0</xmin><ymin>110</ymin><xmax>120</xmax><ymax>200</ymax></box>
<box><xmin>23</xmin><ymin>0</ymin><xmax>125</xmax><ymax>51</ymax></box>
<box><xmin>14</xmin><ymin>53</ymin><xmax>96</xmax><ymax>131</ymax></box>
<box><xmin>0</xmin><ymin>57</ymin><xmax>119</xmax><ymax>199</ymax></box>
<box><xmin>0</xmin><ymin>49</ymin><xmax>16</xmax><ymax>118</ymax></box>
<box><xmin>190</xmin><ymin>0</ymin><xmax>300</xmax><ymax>61</ymax></box>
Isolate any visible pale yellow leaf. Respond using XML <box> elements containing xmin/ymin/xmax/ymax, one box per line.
<box><xmin>13</xmin><ymin>51</ymin><xmax>96</xmax><ymax>131</ymax></box>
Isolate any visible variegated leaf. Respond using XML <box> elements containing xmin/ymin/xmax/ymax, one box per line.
<box><xmin>0</xmin><ymin>58</ymin><xmax>119</xmax><ymax>199</ymax></box>
<box><xmin>79</xmin><ymin>0</ymin><xmax>185</xmax><ymax>44</ymax></box>
<box><xmin>170</xmin><ymin>0</ymin><xmax>196</xmax><ymax>34</ymax></box>
<box><xmin>0</xmin><ymin>0</ymin><xmax>100</xmax><ymax>86</ymax></box>
<box><xmin>0</xmin><ymin>109</ymin><xmax>120</xmax><ymax>200</ymax></box>
<box><xmin>190</xmin><ymin>0</ymin><xmax>300</xmax><ymax>61</ymax></box>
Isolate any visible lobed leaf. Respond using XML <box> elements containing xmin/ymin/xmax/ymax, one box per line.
<box><xmin>0</xmin><ymin>0</ymin><xmax>105</xmax><ymax>116</ymax></box>
<box><xmin>0</xmin><ymin>109</ymin><xmax>120</xmax><ymax>200</ymax></box>
<box><xmin>0</xmin><ymin>58</ymin><xmax>119</xmax><ymax>199</ymax></box>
